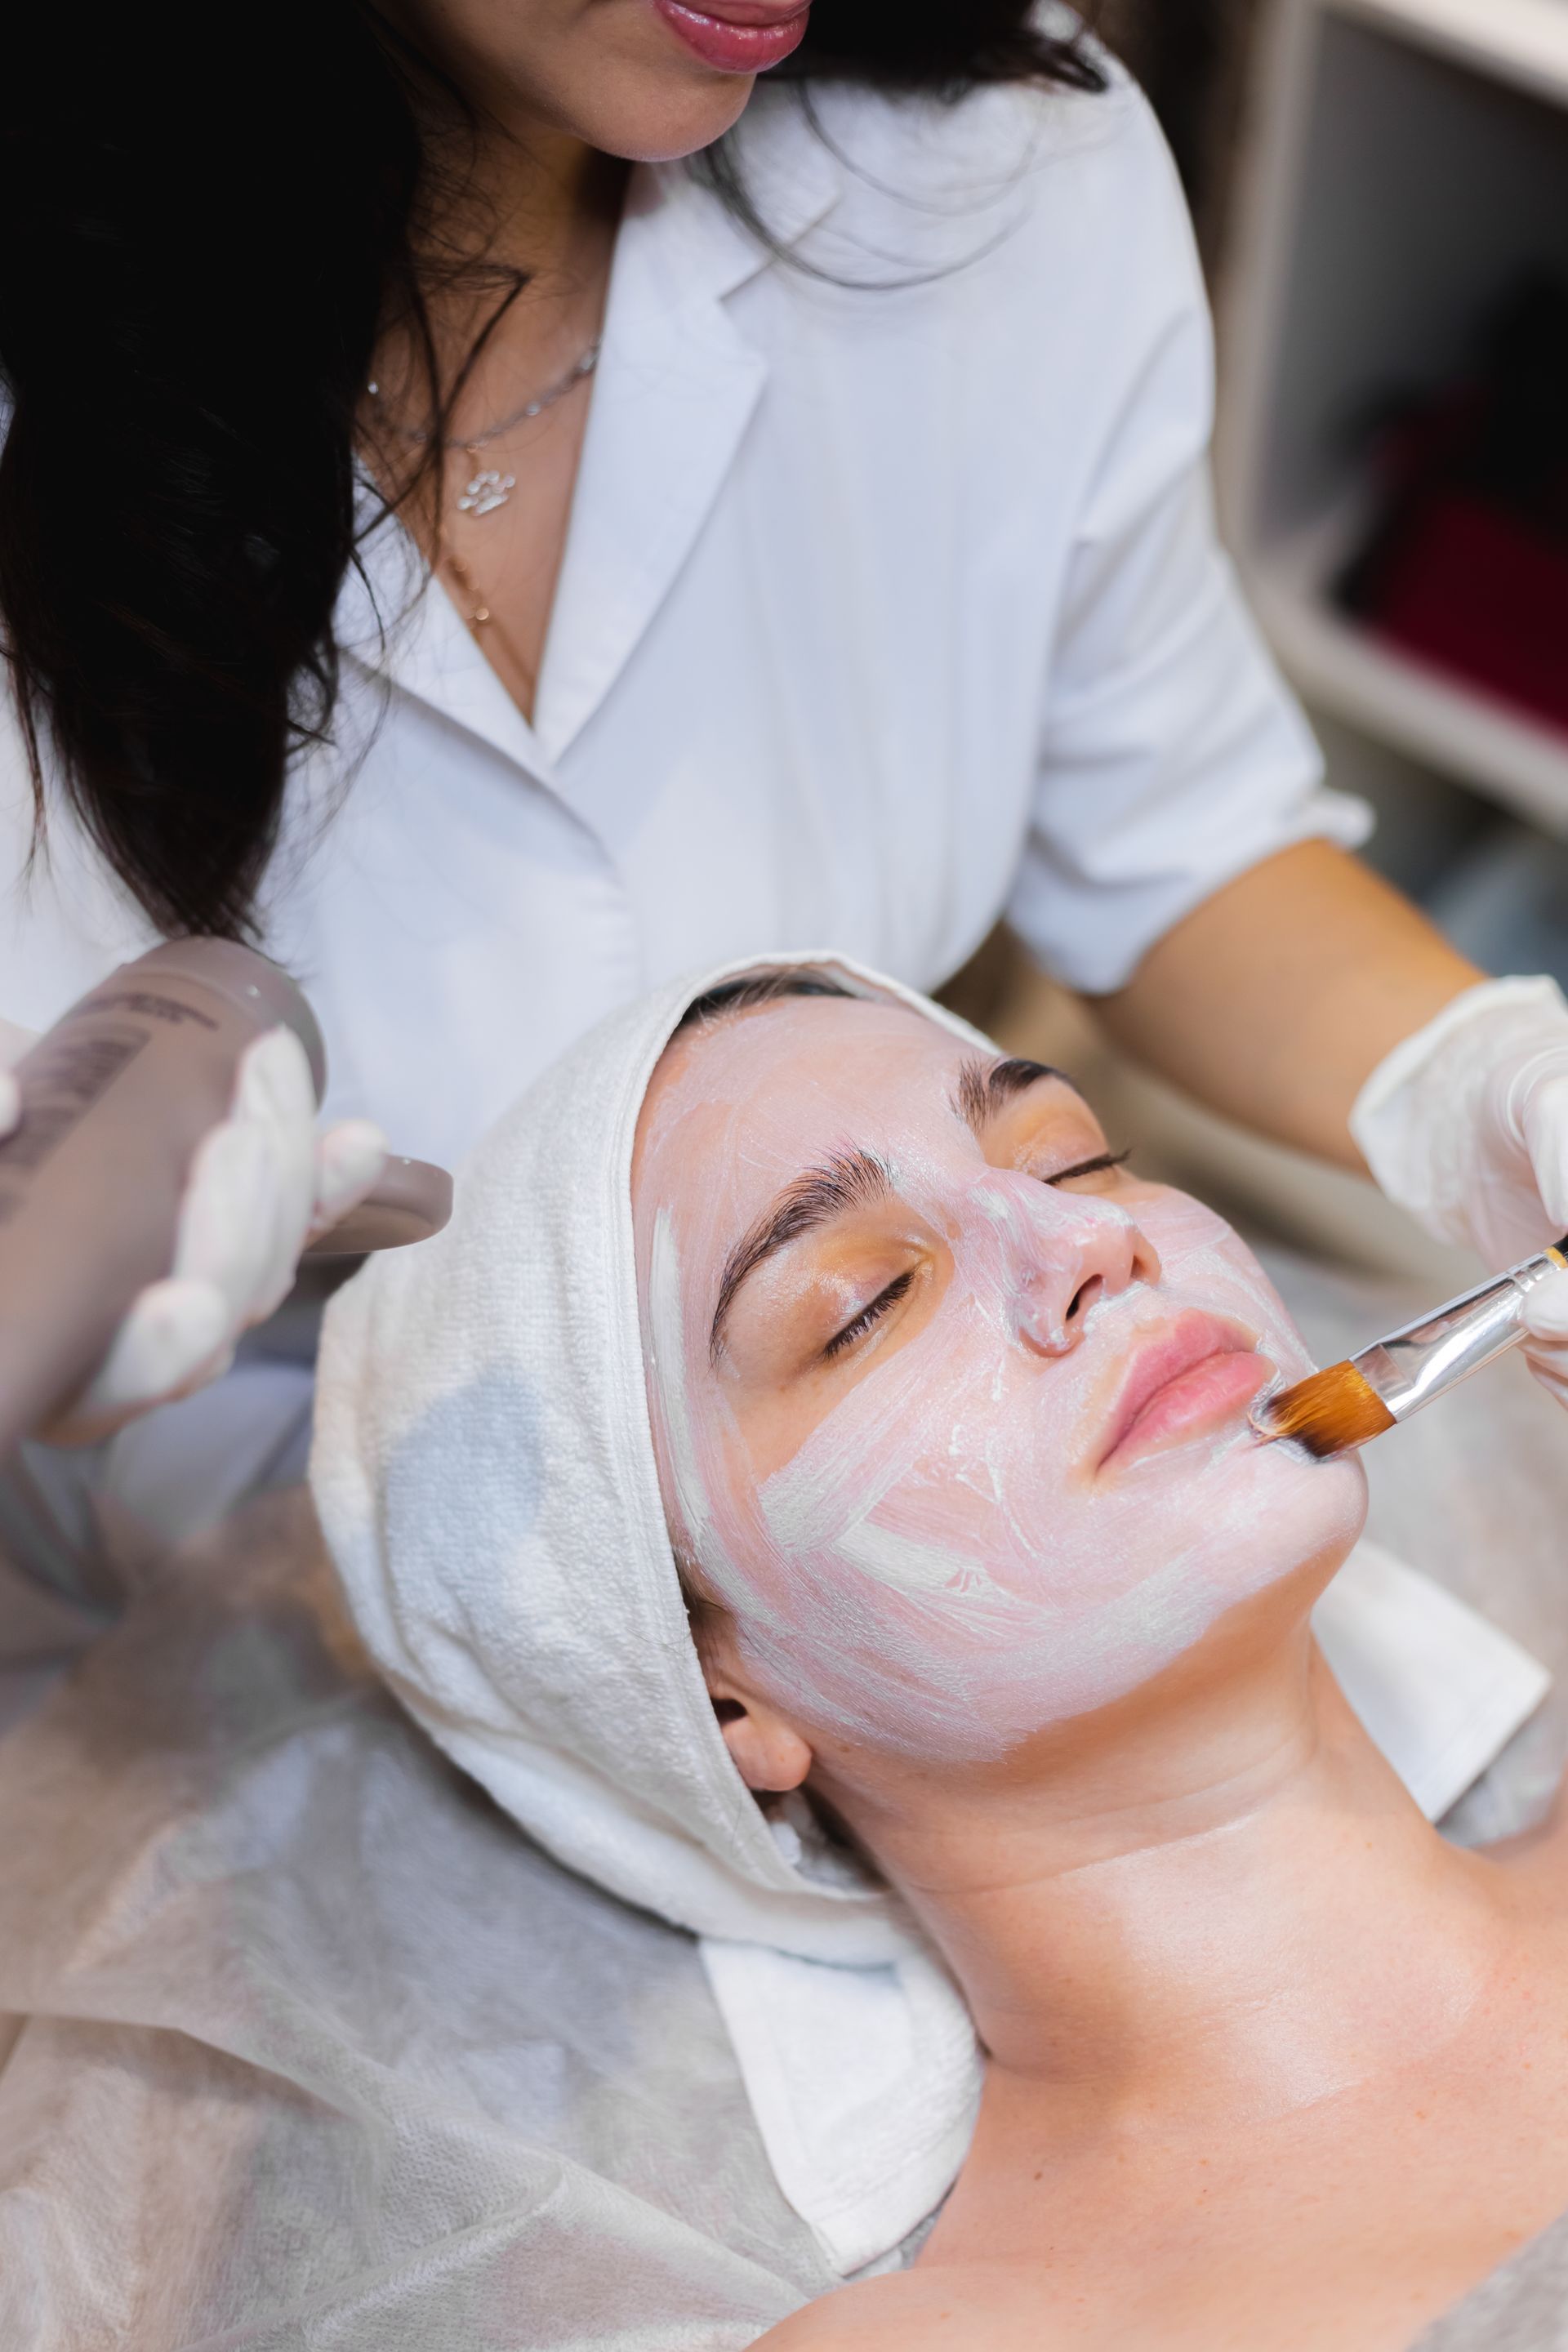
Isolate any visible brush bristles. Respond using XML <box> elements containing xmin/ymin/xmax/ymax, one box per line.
<box><xmin>1254</xmin><ymin>1360</ymin><xmax>1396</xmax><ymax>1458</ymax></box>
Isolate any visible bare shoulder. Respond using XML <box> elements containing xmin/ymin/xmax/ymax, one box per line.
<box><xmin>754</xmin><ymin>2265</ymin><xmax>1051</xmax><ymax>2352</ymax></box>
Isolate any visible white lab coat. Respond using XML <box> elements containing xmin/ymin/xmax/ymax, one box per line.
<box><xmin>0</xmin><ymin>65</ymin><xmax>1365</xmax><ymax>1175</ymax></box>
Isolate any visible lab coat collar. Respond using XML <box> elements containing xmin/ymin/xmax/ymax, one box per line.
<box><xmin>630</xmin><ymin>85</ymin><xmax>844</xmax><ymax>309</ymax></box>
<box><xmin>534</xmin><ymin>96</ymin><xmax>840</xmax><ymax>764</ymax></box>
<box><xmin>337</xmin><ymin>98</ymin><xmax>841</xmax><ymax>779</ymax></box>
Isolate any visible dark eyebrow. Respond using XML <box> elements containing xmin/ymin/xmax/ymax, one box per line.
<box><xmin>951</xmin><ymin>1054</ymin><xmax>1073</xmax><ymax>1136</ymax></box>
<box><xmin>710</xmin><ymin>1148</ymin><xmax>892</xmax><ymax>1362</ymax></box>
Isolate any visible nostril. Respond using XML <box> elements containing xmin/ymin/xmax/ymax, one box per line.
<box><xmin>1066</xmin><ymin>1274</ymin><xmax>1104</xmax><ymax>1325</ymax></box>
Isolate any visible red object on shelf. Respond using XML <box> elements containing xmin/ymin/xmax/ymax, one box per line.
<box><xmin>1365</xmin><ymin>492</ymin><xmax>1568</xmax><ymax>735</ymax></box>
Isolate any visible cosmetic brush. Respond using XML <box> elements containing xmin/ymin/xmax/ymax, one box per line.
<box><xmin>1250</xmin><ymin>1236</ymin><xmax>1568</xmax><ymax>1459</ymax></box>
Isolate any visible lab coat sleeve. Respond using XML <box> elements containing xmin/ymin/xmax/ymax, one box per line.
<box><xmin>1005</xmin><ymin>91</ymin><xmax>1370</xmax><ymax>996</ymax></box>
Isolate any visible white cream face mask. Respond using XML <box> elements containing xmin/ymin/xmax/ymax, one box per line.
<box><xmin>633</xmin><ymin>995</ymin><xmax>1367</xmax><ymax>1763</ymax></box>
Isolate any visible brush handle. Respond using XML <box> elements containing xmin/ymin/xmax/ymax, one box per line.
<box><xmin>1356</xmin><ymin>1236</ymin><xmax>1568</xmax><ymax>1420</ymax></box>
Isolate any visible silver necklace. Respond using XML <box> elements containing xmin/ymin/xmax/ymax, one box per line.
<box><xmin>368</xmin><ymin>336</ymin><xmax>601</xmax><ymax>519</ymax></box>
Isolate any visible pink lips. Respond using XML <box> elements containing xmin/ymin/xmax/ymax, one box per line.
<box><xmin>650</xmin><ymin>0</ymin><xmax>811</xmax><ymax>74</ymax></box>
<box><xmin>1097</xmin><ymin>1312</ymin><xmax>1268</xmax><ymax>1471</ymax></box>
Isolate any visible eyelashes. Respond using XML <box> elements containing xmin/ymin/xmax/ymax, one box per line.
<box><xmin>819</xmin><ymin>1148</ymin><xmax>1136</xmax><ymax>1363</ymax></box>
<box><xmin>823</xmin><ymin>1267</ymin><xmax>915</xmax><ymax>1359</ymax></box>
<box><xmin>1043</xmin><ymin>1146</ymin><xmax>1132</xmax><ymax>1187</ymax></box>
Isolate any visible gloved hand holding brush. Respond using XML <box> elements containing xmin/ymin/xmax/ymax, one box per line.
<box><xmin>0</xmin><ymin>1018</ymin><xmax>385</xmax><ymax>1443</ymax></box>
<box><xmin>1352</xmin><ymin>975</ymin><xmax>1568</xmax><ymax>1410</ymax></box>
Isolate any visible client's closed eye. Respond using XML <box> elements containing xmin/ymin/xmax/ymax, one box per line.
<box><xmin>1042</xmin><ymin>1147</ymin><xmax>1132</xmax><ymax>1191</ymax></box>
<box><xmin>824</xmin><ymin>1267</ymin><xmax>915</xmax><ymax>1359</ymax></box>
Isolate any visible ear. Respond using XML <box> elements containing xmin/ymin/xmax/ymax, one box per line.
<box><xmin>707</xmin><ymin>1681</ymin><xmax>814</xmax><ymax>1793</ymax></box>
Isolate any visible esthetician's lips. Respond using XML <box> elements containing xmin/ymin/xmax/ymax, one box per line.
<box><xmin>1096</xmin><ymin>1311</ymin><xmax>1268</xmax><ymax>1471</ymax></box>
<box><xmin>648</xmin><ymin>0</ymin><xmax>811</xmax><ymax>73</ymax></box>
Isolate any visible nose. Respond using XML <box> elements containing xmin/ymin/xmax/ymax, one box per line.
<box><xmin>972</xmin><ymin>1172</ymin><xmax>1160</xmax><ymax>1358</ymax></box>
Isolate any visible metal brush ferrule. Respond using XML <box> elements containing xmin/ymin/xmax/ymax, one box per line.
<box><xmin>1356</xmin><ymin>1243</ymin><xmax>1568</xmax><ymax>1421</ymax></box>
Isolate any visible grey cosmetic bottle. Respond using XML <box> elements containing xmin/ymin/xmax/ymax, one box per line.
<box><xmin>0</xmin><ymin>938</ymin><xmax>450</xmax><ymax>1454</ymax></box>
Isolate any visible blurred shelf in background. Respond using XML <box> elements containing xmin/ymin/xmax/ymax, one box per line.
<box><xmin>1220</xmin><ymin>0</ymin><xmax>1568</xmax><ymax>824</ymax></box>
<box><xmin>1346</xmin><ymin>0</ymin><xmax>1568</xmax><ymax>100</ymax></box>
<box><xmin>1253</xmin><ymin>503</ymin><xmax>1568</xmax><ymax>837</ymax></box>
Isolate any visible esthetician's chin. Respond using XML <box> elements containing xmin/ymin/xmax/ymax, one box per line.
<box><xmin>398</xmin><ymin>0</ymin><xmax>811</xmax><ymax>164</ymax></box>
<box><xmin>631</xmin><ymin>991</ymin><xmax>1369</xmax><ymax>1766</ymax></box>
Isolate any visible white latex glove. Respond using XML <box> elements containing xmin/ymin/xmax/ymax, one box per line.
<box><xmin>0</xmin><ymin>1021</ymin><xmax>385</xmax><ymax>1443</ymax></box>
<box><xmin>1350</xmin><ymin>975</ymin><xmax>1568</xmax><ymax>1410</ymax></box>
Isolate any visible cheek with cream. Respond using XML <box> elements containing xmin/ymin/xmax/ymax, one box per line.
<box><xmin>635</xmin><ymin>1004</ymin><xmax>1367</xmax><ymax>1763</ymax></box>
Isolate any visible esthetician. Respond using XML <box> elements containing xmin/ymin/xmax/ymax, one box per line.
<box><xmin>2</xmin><ymin>0</ymin><xmax>1568</xmax><ymax>1437</ymax></box>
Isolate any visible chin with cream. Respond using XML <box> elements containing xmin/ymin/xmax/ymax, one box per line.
<box><xmin>633</xmin><ymin>989</ymin><xmax>1368</xmax><ymax>1764</ymax></box>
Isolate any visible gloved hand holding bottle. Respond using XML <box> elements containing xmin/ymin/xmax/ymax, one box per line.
<box><xmin>0</xmin><ymin>1018</ymin><xmax>385</xmax><ymax>1444</ymax></box>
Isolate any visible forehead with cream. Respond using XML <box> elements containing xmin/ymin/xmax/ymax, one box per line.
<box><xmin>632</xmin><ymin>993</ymin><xmax>1365</xmax><ymax>1763</ymax></box>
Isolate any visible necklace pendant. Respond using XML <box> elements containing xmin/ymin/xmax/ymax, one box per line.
<box><xmin>457</xmin><ymin>469</ymin><xmax>515</xmax><ymax>519</ymax></box>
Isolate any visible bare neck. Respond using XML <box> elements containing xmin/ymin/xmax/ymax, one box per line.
<box><xmin>829</xmin><ymin>1631</ymin><xmax>1510</xmax><ymax>2135</ymax></box>
<box><xmin>385</xmin><ymin>0</ymin><xmax>629</xmax><ymax>287</ymax></box>
<box><xmin>437</xmin><ymin>122</ymin><xmax>626</xmax><ymax>287</ymax></box>
<box><xmin>376</xmin><ymin>101</ymin><xmax>627</xmax><ymax>443</ymax></box>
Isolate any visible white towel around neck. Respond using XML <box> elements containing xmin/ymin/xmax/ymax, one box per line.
<box><xmin>311</xmin><ymin>953</ymin><xmax>1548</xmax><ymax>2276</ymax></box>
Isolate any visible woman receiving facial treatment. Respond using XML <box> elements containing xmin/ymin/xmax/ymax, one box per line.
<box><xmin>314</xmin><ymin>957</ymin><xmax>1568</xmax><ymax>2352</ymax></box>
<box><xmin>4</xmin><ymin>3</ymin><xmax>1568</xmax><ymax>1465</ymax></box>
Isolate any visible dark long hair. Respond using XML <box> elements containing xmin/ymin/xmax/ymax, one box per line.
<box><xmin>0</xmin><ymin>5</ymin><xmax>1103</xmax><ymax>942</ymax></box>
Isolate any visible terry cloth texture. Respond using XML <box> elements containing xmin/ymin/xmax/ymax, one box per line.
<box><xmin>311</xmin><ymin>954</ymin><xmax>1548</xmax><ymax>2274</ymax></box>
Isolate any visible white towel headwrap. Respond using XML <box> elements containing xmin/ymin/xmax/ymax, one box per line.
<box><xmin>313</xmin><ymin>952</ymin><xmax>1548</xmax><ymax>2277</ymax></box>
